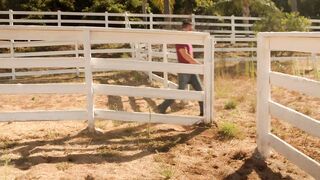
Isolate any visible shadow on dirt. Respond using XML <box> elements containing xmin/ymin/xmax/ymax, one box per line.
<box><xmin>224</xmin><ymin>148</ymin><xmax>292</xmax><ymax>180</ymax></box>
<box><xmin>7</xmin><ymin>124</ymin><xmax>208</xmax><ymax>170</ymax></box>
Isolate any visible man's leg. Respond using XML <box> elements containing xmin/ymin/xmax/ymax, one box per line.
<box><xmin>158</xmin><ymin>74</ymin><xmax>190</xmax><ymax>113</ymax></box>
<box><xmin>190</xmin><ymin>74</ymin><xmax>204</xmax><ymax>116</ymax></box>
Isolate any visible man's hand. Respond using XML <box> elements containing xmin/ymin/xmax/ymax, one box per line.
<box><xmin>178</xmin><ymin>48</ymin><xmax>201</xmax><ymax>64</ymax></box>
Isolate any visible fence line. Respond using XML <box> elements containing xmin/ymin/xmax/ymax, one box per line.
<box><xmin>257</xmin><ymin>32</ymin><xmax>320</xmax><ymax>179</ymax></box>
<box><xmin>0</xmin><ymin>10</ymin><xmax>319</xmax><ymax>43</ymax></box>
<box><xmin>0</xmin><ymin>10</ymin><xmax>318</xmax><ymax>79</ymax></box>
<box><xmin>0</xmin><ymin>26</ymin><xmax>214</xmax><ymax>131</ymax></box>
<box><xmin>0</xmin><ymin>39</ymin><xmax>317</xmax><ymax>79</ymax></box>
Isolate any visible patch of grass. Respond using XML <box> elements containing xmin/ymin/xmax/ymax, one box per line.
<box><xmin>0</xmin><ymin>153</ymin><xmax>12</xmax><ymax>180</ymax></box>
<box><xmin>0</xmin><ymin>140</ymin><xmax>17</xmax><ymax>150</ymax></box>
<box><xmin>300</xmin><ymin>106</ymin><xmax>312</xmax><ymax>116</ymax></box>
<box><xmin>159</xmin><ymin>165</ymin><xmax>175</xmax><ymax>180</ymax></box>
<box><xmin>112</xmin><ymin>120</ymin><xmax>125</xmax><ymax>127</ymax></box>
<box><xmin>249</xmin><ymin>99</ymin><xmax>256</xmax><ymax>113</ymax></box>
<box><xmin>218</xmin><ymin>121</ymin><xmax>240</xmax><ymax>139</ymax></box>
<box><xmin>97</xmin><ymin>147</ymin><xmax>121</xmax><ymax>158</ymax></box>
<box><xmin>56</xmin><ymin>162</ymin><xmax>71</xmax><ymax>171</ymax></box>
<box><xmin>224</xmin><ymin>99</ymin><xmax>237</xmax><ymax>110</ymax></box>
<box><xmin>45</xmin><ymin>130</ymin><xmax>60</xmax><ymax>139</ymax></box>
<box><xmin>95</xmin><ymin>119</ymin><xmax>109</xmax><ymax>130</ymax></box>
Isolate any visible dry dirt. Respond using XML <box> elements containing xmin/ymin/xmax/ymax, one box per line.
<box><xmin>0</xmin><ymin>72</ymin><xmax>319</xmax><ymax>180</ymax></box>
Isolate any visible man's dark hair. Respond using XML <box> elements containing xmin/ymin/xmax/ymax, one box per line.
<box><xmin>182</xmin><ymin>20</ymin><xmax>192</xmax><ymax>28</ymax></box>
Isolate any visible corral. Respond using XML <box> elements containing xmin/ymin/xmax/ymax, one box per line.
<box><xmin>0</xmin><ymin>11</ymin><xmax>319</xmax><ymax>180</ymax></box>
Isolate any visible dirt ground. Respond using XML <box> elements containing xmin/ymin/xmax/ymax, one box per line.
<box><xmin>0</xmin><ymin>72</ymin><xmax>319</xmax><ymax>180</ymax></box>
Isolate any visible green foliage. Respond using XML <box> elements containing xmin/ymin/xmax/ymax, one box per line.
<box><xmin>83</xmin><ymin>0</ymin><xmax>125</xmax><ymax>13</ymax></box>
<box><xmin>224</xmin><ymin>99</ymin><xmax>237</xmax><ymax>110</ymax></box>
<box><xmin>159</xmin><ymin>165</ymin><xmax>175</xmax><ymax>179</ymax></box>
<box><xmin>193</xmin><ymin>0</ymin><xmax>215</xmax><ymax>15</ymax></box>
<box><xmin>21</xmin><ymin>0</ymin><xmax>75</xmax><ymax>11</ymax></box>
<box><xmin>253</xmin><ymin>12</ymin><xmax>311</xmax><ymax>32</ymax></box>
<box><xmin>1</xmin><ymin>0</ymin><xmax>320</xmax><ymax>22</ymax></box>
<box><xmin>282</xmin><ymin>12</ymin><xmax>311</xmax><ymax>31</ymax></box>
<box><xmin>218</xmin><ymin>121</ymin><xmax>240</xmax><ymax>139</ymax></box>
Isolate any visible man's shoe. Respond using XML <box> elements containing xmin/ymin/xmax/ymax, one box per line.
<box><xmin>157</xmin><ymin>104</ymin><xmax>166</xmax><ymax>114</ymax></box>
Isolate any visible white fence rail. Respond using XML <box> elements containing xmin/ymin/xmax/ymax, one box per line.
<box><xmin>257</xmin><ymin>32</ymin><xmax>320</xmax><ymax>179</ymax></box>
<box><xmin>0</xmin><ymin>10</ymin><xmax>319</xmax><ymax>43</ymax></box>
<box><xmin>0</xmin><ymin>26</ymin><xmax>214</xmax><ymax>130</ymax></box>
<box><xmin>0</xmin><ymin>10</ymin><xmax>319</xmax><ymax>79</ymax></box>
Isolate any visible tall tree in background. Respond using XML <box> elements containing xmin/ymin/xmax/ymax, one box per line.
<box><xmin>215</xmin><ymin>0</ymin><xmax>279</xmax><ymax>17</ymax></box>
<box><xmin>151</xmin><ymin>0</ymin><xmax>175</xmax><ymax>13</ymax></box>
<box><xmin>164</xmin><ymin>0</ymin><xmax>170</xmax><ymax>14</ymax></box>
<box><xmin>242</xmin><ymin>0</ymin><xmax>250</xmax><ymax>17</ymax></box>
<box><xmin>289</xmin><ymin>0</ymin><xmax>298</xmax><ymax>12</ymax></box>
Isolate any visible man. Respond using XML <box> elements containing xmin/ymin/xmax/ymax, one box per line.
<box><xmin>158</xmin><ymin>20</ymin><xmax>204</xmax><ymax>116</ymax></box>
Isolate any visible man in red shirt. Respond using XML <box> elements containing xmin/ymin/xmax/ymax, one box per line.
<box><xmin>158</xmin><ymin>20</ymin><xmax>204</xmax><ymax>116</ymax></box>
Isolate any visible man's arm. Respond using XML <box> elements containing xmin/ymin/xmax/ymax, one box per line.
<box><xmin>178</xmin><ymin>48</ymin><xmax>201</xmax><ymax>64</ymax></box>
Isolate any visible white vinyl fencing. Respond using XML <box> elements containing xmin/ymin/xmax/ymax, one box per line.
<box><xmin>257</xmin><ymin>32</ymin><xmax>320</xmax><ymax>179</ymax></box>
<box><xmin>0</xmin><ymin>26</ymin><xmax>214</xmax><ymax>131</ymax></box>
<box><xmin>1</xmin><ymin>10</ymin><xmax>319</xmax><ymax>41</ymax></box>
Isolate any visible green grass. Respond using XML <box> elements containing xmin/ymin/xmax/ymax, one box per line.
<box><xmin>97</xmin><ymin>147</ymin><xmax>121</xmax><ymax>158</ymax></box>
<box><xmin>0</xmin><ymin>140</ymin><xmax>17</xmax><ymax>150</ymax></box>
<box><xmin>224</xmin><ymin>99</ymin><xmax>237</xmax><ymax>110</ymax></box>
<box><xmin>159</xmin><ymin>165</ymin><xmax>175</xmax><ymax>179</ymax></box>
<box><xmin>56</xmin><ymin>162</ymin><xmax>71</xmax><ymax>171</ymax></box>
<box><xmin>0</xmin><ymin>153</ymin><xmax>12</xmax><ymax>180</ymax></box>
<box><xmin>218</xmin><ymin>121</ymin><xmax>240</xmax><ymax>139</ymax></box>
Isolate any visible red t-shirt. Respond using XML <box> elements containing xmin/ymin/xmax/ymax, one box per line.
<box><xmin>176</xmin><ymin>44</ymin><xmax>193</xmax><ymax>64</ymax></box>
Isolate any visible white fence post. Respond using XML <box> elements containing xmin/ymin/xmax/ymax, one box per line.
<box><xmin>311</xmin><ymin>53</ymin><xmax>319</xmax><ymax>80</ymax></box>
<box><xmin>125</xmin><ymin>12</ymin><xmax>130</xmax><ymax>28</ymax></box>
<box><xmin>191</xmin><ymin>14</ymin><xmax>196</xmax><ymax>30</ymax></box>
<box><xmin>105</xmin><ymin>11</ymin><xmax>109</xmax><ymax>28</ymax></box>
<box><xmin>9</xmin><ymin>9</ymin><xmax>13</xmax><ymax>26</ymax></box>
<box><xmin>83</xmin><ymin>30</ymin><xmax>95</xmax><ymax>132</ymax></box>
<box><xmin>9</xmin><ymin>10</ymin><xmax>15</xmax><ymax>79</ymax></box>
<box><xmin>10</xmin><ymin>39</ymin><xmax>16</xmax><ymax>80</ymax></box>
<box><xmin>57</xmin><ymin>10</ymin><xmax>61</xmax><ymax>26</ymax></box>
<box><xmin>149</xmin><ymin>13</ymin><xmax>153</xmax><ymax>29</ymax></box>
<box><xmin>203</xmin><ymin>37</ymin><xmax>214</xmax><ymax>124</ymax></box>
<box><xmin>148</xmin><ymin>43</ymin><xmax>153</xmax><ymax>82</ymax></box>
<box><xmin>75</xmin><ymin>42</ymin><xmax>80</xmax><ymax>77</ymax></box>
<box><xmin>257</xmin><ymin>34</ymin><xmax>271</xmax><ymax>158</ymax></box>
<box><xmin>163</xmin><ymin>43</ymin><xmax>168</xmax><ymax>88</ymax></box>
<box><xmin>231</xmin><ymin>15</ymin><xmax>236</xmax><ymax>44</ymax></box>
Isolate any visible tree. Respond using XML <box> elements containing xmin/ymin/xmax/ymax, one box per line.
<box><xmin>150</xmin><ymin>0</ymin><xmax>175</xmax><ymax>13</ymax></box>
<box><xmin>164</xmin><ymin>0</ymin><xmax>170</xmax><ymax>14</ymax></box>
<box><xmin>289</xmin><ymin>0</ymin><xmax>298</xmax><ymax>12</ymax></box>
<box><xmin>214</xmin><ymin>0</ymin><xmax>280</xmax><ymax>17</ymax></box>
<box><xmin>253</xmin><ymin>12</ymin><xmax>311</xmax><ymax>32</ymax></box>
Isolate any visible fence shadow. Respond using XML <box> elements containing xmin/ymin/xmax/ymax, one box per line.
<box><xmin>8</xmin><ymin>123</ymin><xmax>208</xmax><ymax>170</ymax></box>
<box><xmin>223</xmin><ymin>148</ymin><xmax>292</xmax><ymax>180</ymax></box>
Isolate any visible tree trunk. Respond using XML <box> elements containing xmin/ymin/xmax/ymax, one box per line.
<box><xmin>164</xmin><ymin>0</ymin><xmax>170</xmax><ymax>14</ymax></box>
<box><xmin>164</xmin><ymin>0</ymin><xmax>171</xmax><ymax>29</ymax></box>
<box><xmin>242</xmin><ymin>0</ymin><xmax>250</xmax><ymax>33</ymax></box>
<box><xmin>242</xmin><ymin>0</ymin><xmax>250</xmax><ymax>17</ymax></box>
<box><xmin>142</xmin><ymin>0</ymin><xmax>147</xmax><ymax>28</ymax></box>
<box><xmin>289</xmin><ymin>0</ymin><xmax>298</xmax><ymax>12</ymax></box>
<box><xmin>142</xmin><ymin>0</ymin><xmax>147</xmax><ymax>14</ymax></box>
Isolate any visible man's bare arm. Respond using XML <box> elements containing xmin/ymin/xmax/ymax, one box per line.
<box><xmin>178</xmin><ymin>48</ymin><xmax>201</xmax><ymax>64</ymax></box>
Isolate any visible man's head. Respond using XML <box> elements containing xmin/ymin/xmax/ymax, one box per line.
<box><xmin>182</xmin><ymin>20</ymin><xmax>193</xmax><ymax>31</ymax></box>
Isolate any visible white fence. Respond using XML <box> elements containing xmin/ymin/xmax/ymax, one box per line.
<box><xmin>0</xmin><ymin>10</ymin><xmax>318</xmax><ymax>56</ymax></box>
<box><xmin>257</xmin><ymin>32</ymin><xmax>320</xmax><ymax>179</ymax></box>
<box><xmin>0</xmin><ymin>10</ymin><xmax>319</xmax><ymax>42</ymax></box>
<box><xmin>0</xmin><ymin>26</ymin><xmax>214</xmax><ymax>131</ymax></box>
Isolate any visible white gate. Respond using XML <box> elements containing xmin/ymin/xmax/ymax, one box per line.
<box><xmin>0</xmin><ymin>26</ymin><xmax>214</xmax><ymax>131</ymax></box>
<box><xmin>257</xmin><ymin>32</ymin><xmax>320</xmax><ymax>179</ymax></box>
